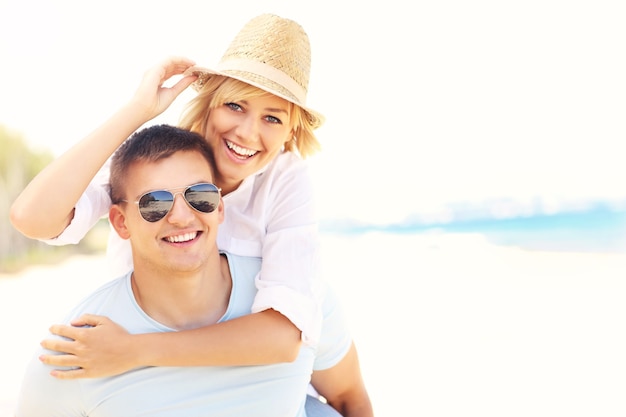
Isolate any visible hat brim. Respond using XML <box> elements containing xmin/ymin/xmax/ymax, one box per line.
<box><xmin>184</xmin><ymin>65</ymin><xmax>325</xmax><ymax>129</ymax></box>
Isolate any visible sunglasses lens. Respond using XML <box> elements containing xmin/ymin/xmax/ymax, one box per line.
<box><xmin>135</xmin><ymin>183</ymin><xmax>220</xmax><ymax>222</ymax></box>
<box><xmin>138</xmin><ymin>190</ymin><xmax>174</xmax><ymax>222</ymax></box>
<box><xmin>185</xmin><ymin>183</ymin><xmax>220</xmax><ymax>213</ymax></box>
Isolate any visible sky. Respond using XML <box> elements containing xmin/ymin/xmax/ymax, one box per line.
<box><xmin>1</xmin><ymin>0</ymin><xmax>625</xmax><ymax>224</ymax></box>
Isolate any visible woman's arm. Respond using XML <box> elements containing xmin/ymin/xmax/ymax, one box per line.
<box><xmin>9</xmin><ymin>56</ymin><xmax>197</xmax><ymax>240</ymax></box>
<box><xmin>311</xmin><ymin>343</ymin><xmax>374</xmax><ymax>417</ymax></box>
<box><xmin>247</xmin><ymin>153</ymin><xmax>325</xmax><ymax>346</ymax></box>
<box><xmin>39</xmin><ymin>309</ymin><xmax>302</xmax><ymax>379</ymax></box>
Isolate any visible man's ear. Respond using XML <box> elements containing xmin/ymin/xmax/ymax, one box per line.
<box><xmin>217</xmin><ymin>196</ymin><xmax>225</xmax><ymax>225</ymax></box>
<box><xmin>109</xmin><ymin>204</ymin><xmax>131</xmax><ymax>240</ymax></box>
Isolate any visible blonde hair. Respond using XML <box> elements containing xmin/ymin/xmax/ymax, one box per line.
<box><xmin>179</xmin><ymin>76</ymin><xmax>321</xmax><ymax>158</ymax></box>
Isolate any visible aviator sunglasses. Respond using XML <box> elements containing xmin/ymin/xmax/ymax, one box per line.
<box><xmin>121</xmin><ymin>183</ymin><xmax>221</xmax><ymax>222</ymax></box>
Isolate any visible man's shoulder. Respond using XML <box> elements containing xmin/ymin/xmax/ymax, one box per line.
<box><xmin>73</xmin><ymin>274</ymin><xmax>130</xmax><ymax>307</ymax></box>
<box><xmin>60</xmin><ymin>274</ymin><xmax>133</xmax><ymax>325</ymax></box>
<box><xmin>221</xmin><ymin>252</ymin><xmax>261</xmax><ymax>282</ymax></box>
<box><xmin>220</xmin><ymin>252</ymin><xmax>261</xmax><ymax>321</ymax></box>
<box><xmin>222</xmin><ymin>251</ymin><xmax>262</xmax><ymax>265</ymax></box>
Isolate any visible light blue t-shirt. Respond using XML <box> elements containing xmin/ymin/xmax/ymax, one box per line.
<box><xmin>16</xmin><ymin>252</ymin><xmax>350</xmax><ymax>417</ymax></box>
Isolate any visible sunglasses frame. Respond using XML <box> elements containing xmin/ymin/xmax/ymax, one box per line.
<box><xmin>120</xmin><ymin>182</ymin><xmax>221</xmax><ymax>222</ymax></box>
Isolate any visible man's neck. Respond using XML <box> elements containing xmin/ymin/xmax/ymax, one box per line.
<box><xmin>130</xmin><ymin>253</ymin><xmax>232</xmax><ymax>330</ymax></box>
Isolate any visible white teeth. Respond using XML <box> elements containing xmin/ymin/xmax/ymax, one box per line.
<box><xmin>226</xmin><ymin>140</ymin><xmax>258</xmax><ymax>157</ymax></box>
<box><xmin>165</xmin><ymin>232</ymin><xmax>197</xmax><ymax>243</ymax></box>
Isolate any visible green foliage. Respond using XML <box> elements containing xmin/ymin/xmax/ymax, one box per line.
<box><xmin>0</xmin><ymin>125</ymin><xmax>53</xmax><ymax>182</ymax></box>
<box><xmin>0</xmin><ymin>125</ymin><xmax>106</xmax><ymax>274</ymax></box>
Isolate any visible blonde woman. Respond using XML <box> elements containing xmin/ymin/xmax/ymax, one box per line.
<box><xmin>11</xmin><ymin>14</ymin><xmax>372</xmax><ymax>416</ymax></box>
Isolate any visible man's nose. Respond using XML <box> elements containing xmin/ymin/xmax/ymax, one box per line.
<box><xmin>166</xmin><ymin>194</ymin><xmax>195</xmax><ymax>224</ymax></box>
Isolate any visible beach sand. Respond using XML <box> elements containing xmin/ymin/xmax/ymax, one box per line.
<box><xmin>2</xmin><ymin>232</ymin><xmax>626</xmax><ymax>416</ymax></box>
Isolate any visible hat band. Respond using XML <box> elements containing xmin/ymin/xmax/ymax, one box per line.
<box><xmin>217</xmin><ymin>59</ymin><xmax>307</xmax><ymax>104</ymax></box>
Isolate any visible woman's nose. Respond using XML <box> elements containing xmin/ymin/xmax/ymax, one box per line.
<box><xmin>235</xmin><ymin>114</ymin><xmax>260</xmax><ymax>143</ymax></box>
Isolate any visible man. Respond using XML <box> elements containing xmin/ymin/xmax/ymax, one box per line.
<box><xmin>15</xmin><ymin>125</ymin><xmax>371</xmax><ymax>416</ymax></box>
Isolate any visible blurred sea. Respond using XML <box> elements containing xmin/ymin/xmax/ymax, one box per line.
<box><xmin>321</xmin><ymin>202</ymin><xmax>626</xmax><ymax>254</ymax></box>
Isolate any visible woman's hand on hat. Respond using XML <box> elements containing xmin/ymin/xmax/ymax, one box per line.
<box><xmin>129</xmin><ymin>56</ymin><xmax>198</xmax><ymax>120</ymax></box>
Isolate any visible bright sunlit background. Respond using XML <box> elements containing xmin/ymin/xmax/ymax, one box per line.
<box><xmin>1</xmin><ymin>0</ymin><xmax>625</xmax><ymax>225</ymax></box>
<box><xmin>3</xmin><ymin>2</ymin><xmax>626</xmax><ymax>416</ymax></box>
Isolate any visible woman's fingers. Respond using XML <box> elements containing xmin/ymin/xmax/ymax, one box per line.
<box><xmin>39</xmin><ymin>353</ymin><xmax>80</xmax><ymax>368</ymax></box>
<box><xmin>39</xmin><ymin>315</ymin><xmax>135</xmax><ymax>379</ymax></box>
<box><xmin>69</xmin><ymin>313</ymin><xmax>110</xmax><ymax>328</ymax></box>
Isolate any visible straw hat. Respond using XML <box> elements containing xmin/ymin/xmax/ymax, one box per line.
<box><xmin>185</xmin><ymin>14</ymin><xmax>325</xmax><ymax>129</ymax></box>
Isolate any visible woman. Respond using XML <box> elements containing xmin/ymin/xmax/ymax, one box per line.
<box><xmin>11</xmin><ymin>14</ymin><xmax>372</xmax><ymax>416</ymax></box>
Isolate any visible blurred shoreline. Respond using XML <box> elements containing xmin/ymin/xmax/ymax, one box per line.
<box><xmin>322</xmin><ymin>202</ymin><xmax>626</xmax><ymax>253</ymax></box>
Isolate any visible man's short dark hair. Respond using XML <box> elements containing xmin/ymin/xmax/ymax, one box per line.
<box><xmin>109</xmin><ymin>124</ymin><xmax>216</xmax><ymax>203</ymax></box>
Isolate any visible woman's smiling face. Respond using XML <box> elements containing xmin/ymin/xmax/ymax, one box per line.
<box><xmin>205</xmin><ymin>93</ymin><xmax>293</xmax><ymax>194</ymax></box>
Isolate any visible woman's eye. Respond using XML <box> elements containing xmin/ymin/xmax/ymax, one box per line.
<box><xmin>265</xmin><ymin>115</ymin><xmax>282</xmax><ymax>124</ymax></box>
<box><xmin>226</xmin><ymin>102</ymin><xmax>242</xmax><ymax>111</ymax></box>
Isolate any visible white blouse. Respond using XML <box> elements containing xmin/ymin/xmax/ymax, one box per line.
<box><xmin>45</xmin><ymin>151</ymin><xmax>323</xmax><ymax>345</ymax></box>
